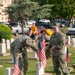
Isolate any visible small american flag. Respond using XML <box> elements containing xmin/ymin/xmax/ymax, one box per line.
<box><xmin>13</xmin><ymin>64</ymin><xmax>20</xmax><ymax>75</ymax></box>
<box><xmin>37</xmin><ymin>36</ymin><xmax>46</xmax><ymax>68</ymax></box>
<box><xmin>37</xmin><ymin>49</ymin><xmax>46</xmax><ymax>68</ymax></box>
<box><xmin>65</xmin><ymin>48</ymin><xmax>70</xmax><ymax>63</ymax></box>
<box><xmin>41</xmin><ymin>36</ymin><xmax>45</xmax><ymax>48</ymax></box>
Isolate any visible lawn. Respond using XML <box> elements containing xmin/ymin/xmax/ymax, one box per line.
<box><xmin>0</xmin><ymin>45</ymin><xmax>75</xmax><ymax>75</ymax></box>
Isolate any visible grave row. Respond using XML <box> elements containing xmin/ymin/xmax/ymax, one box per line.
<box><xmin>0</xmin><ymin>36</ymin><xmax>75</xmax><ymax>56</ymax></box>
<box><xmin>0</xmin><ymin>38</ymin><xmax>14</xmax><ymax>56</ymax></box>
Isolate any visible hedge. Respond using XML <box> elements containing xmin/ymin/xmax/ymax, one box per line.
<box><xmin>0</xmin><ymin>24</ymin><xmax>12</xmax><ymax>42</ymax></box>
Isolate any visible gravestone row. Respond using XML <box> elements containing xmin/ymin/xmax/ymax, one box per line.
<box><xmin>0</xmin><ymin>38</ymin><xmax>14</xmax><ymax>56</ymax></box>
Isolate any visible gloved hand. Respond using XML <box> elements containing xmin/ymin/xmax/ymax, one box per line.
<box><xmin>45</xmin><ymin>48</ymin><xmax>51</xmax><ymax>60</ymax></box>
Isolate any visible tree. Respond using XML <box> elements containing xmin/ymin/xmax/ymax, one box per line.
<box><xmin>34</xmin><ymin>4</ymin><xmax>53</xmax><ymax>19</ymax></box>
<box><xmin>32</xmin><ymin>0</ymin><xmax>75</xmax><ymax>20</ymax></box>
<box><xmin>6</xmin><ymin>0</ymin><xmax>75</xmax><ymax>21</ymax></box>
<box><xmin>6</xmin><ymin>0</ymin><xmax>39</xmax><ymax>21</ymax></box>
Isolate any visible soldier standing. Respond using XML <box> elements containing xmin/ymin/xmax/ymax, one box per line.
<box><xmin>10</xmin><ymin>35</ymin><xmax>37</xmax><ymax>75</ymax></box>
<box><xmin>46</xmin><ymin>23</ymin><xmax>70</xmax><ymax>75</ymax></box>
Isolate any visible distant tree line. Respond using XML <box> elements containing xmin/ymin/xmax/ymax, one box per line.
<box><xmin>6</xmin><ymin>0</ymin><xmax>75</xmax><ymax>21</ymax></box>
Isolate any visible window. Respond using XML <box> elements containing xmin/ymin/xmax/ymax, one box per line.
<box><xmin>5</xmin><ymin>17</ymin><xmax>7</xmax><ymax>20</ymax></box>
<box><xmin>2</xmin><ymin>17</ymin><xmax>3</xmax><ymax>20</ymax></box>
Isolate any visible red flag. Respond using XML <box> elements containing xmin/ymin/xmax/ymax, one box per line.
<box><xmin>13</xmin><ymin>64</ymin><xmax>20</xmax><ymax>75</ymax></box>
<box><xmin>37</xmin><ymin>49</ymin><xmax>46</xmax><ymax>68</ymax></box>
<box><xmin>65</xmin><ymin>48</ymin><xmax>70</xmax><ymax>63</ymax></box>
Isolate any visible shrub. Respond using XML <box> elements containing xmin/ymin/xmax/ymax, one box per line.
<box><xmin>0</xmin><ymin>24</ymin><xmax>12</xmax><ymax>42</ymax></box>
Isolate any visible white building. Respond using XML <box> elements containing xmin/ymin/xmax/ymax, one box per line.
<box><xmin>0</xmin><ymin>0</ymin><xmax>12</xmax><ymax>22</ymax></box>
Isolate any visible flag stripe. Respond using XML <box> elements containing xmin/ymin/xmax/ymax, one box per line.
<box><xmin>65</xmin><ymin>48</ymin><xmax>70</xmax><ymax>63</ymax></box>
<box><xmin>37</xmin><ymin>49</ymin><xmax>46</xmax><ymax>68</ymax></box>
<box><xmin>13</xmin><ymin>64</ymin><xmax>20</xmax><ymax>75</ymax></box>
<box><xmin>37</xmin><ymin>36</ymin><xmax>46</xmax><ymax>68</ymax></box>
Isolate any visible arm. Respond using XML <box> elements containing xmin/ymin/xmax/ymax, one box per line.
<box><xmin>31</xmin><ymin>46</ymin><xmax>37</xmax><ymax>52</ymax></box>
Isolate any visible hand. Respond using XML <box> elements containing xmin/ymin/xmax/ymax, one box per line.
<box><xmin>50</xmin><ymin>46</ymin><xmax>55</xmax><ymax>50</ymax></box>
<box><xmin>46</xmin><ymin>57</ymin><xmax>51</xmax><ymax>60</ymax></box>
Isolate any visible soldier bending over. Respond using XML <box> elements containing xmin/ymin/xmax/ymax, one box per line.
<box><xmin>10</xmin><ymin>35</ymin><xmax>37</xmax><ymax>75</ymax></box>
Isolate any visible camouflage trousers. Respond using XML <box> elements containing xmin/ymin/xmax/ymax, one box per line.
<box><xmin>18</xmin><ymin>50</ymin><xmax>28</xmax><ymax>75</ymax></box>
<box><xmin>52</xmin><ymin>55</ymin><xmax>70</xmax><ymax>75</ymax></box>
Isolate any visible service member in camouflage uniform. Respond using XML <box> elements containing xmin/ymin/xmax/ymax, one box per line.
<box><xmin>10</xmin><ymin>35</ymin><xmax>37</xmax><ymax>75</ymax></box>
<box><xmin>46</xmin><ymin>23</ymin><xmax>70</xmax><ymax>75</ymax></box>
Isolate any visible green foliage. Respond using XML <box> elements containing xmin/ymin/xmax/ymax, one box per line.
<box><xmin>34</xmin><ymin>4</ymin><xmax>53</xmax><ymax>19</ymax></box>
<box><xmin>6</xmin><ymin>0</ymin><xmax>75</xmax><ymax>21</ymax></box>
<box><xmin>0</xmin><ymin>24</ymin><xmax>12</xmax><ymax>42</ymax></box>
<box><xmin>6</xmin><ymin>1</ymin><xmax>39</xmax><ymax>21</ymax></box>
<box><xmin>52</xmin><ymin>0</ymin><xmax>75</xmax><ymax>20</ymax></box>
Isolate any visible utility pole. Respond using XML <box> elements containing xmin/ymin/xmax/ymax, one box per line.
<box><xmin>20</xmin><ymin>16</ymin><xmax>25</xmax><ymax>35</ymax></box>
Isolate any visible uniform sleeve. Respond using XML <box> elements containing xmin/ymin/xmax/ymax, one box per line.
<box><xmin>47</xmin><ymin>36</ymin><xmax>54</xmax><ymax>49</ymax></box>
<box><xmin>46</xmin><ymin>36</ymin><xmax>53</xmax><ymax>59</ymax></box>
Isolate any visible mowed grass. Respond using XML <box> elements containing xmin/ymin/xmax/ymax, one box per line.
<box><xmin>0</xmin><ymin>45</ymin><xmax>75</xmax><ymax>75</ymax></box>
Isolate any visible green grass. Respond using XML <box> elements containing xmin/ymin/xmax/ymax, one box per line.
<box><xmin>0</xmin><ymin>45</ymin><xmax>75</xmax><ymax>75</ymax></box>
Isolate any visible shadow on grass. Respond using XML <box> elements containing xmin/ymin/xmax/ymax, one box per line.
<box><xmin>70</xmin><ymin>71</ymin><xmax>75</xmax><ymax>74</ymax></box>
<box><xmin>45</xmin><ymin>70</ymin><xmax>55</xmax><ymax>73</ymax></box>
<box><xmin>27</xmin><ymin>70</ymin><xmax>36</xmax><ymax>75</ymax></box>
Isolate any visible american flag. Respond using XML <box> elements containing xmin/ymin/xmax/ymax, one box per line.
<box><xmin>37</xmin><ymin>36</ymin><xmax>46</xmax><ymax>68</ymax></box>
<box><xmin>12</xmin><ymin>56</ymin><xmax>20</xmax><ymax>75</ymax></box>
<box><xmin>41</xmin><ymin>36</ymin><xmax>45</xmax><ymax>48</ymax></box>
<box><xmin>37</xmin><ymin>49</ymin><xmax>46</xmax><ymax>68</ymax></box>
<box><xmin>13</xmin><ymin>64</ymin><xmax>20</xmax><ymax>75</ymax></box>
<box><xmin>65</xmin><ymin>40</ymin><xmax>70</xmax><ymax>63</ymax></box>
<box><xmin>65</xmin><ymin>48</ymin><xmax>70</xmax><ymax>63</ymax></box>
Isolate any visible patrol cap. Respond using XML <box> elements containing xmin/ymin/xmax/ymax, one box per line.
<box><xmin>25</xmin><ymin>38</ymin><xmax>34</xmax><ymax>46</ymax></box>
<box><xmin>53</xmin><ymin>22</ymin><xmax>60</xmax><ymax>28</ymax></box>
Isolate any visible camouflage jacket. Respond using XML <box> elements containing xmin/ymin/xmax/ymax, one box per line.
<box><xmin>10</xmin><ymin>35</ymin><xmax>37</xmax><ymax>55</ymax></box>
<box><xmin>10</xmin><ymin>35</ymin><xmax>37</xmax><ymax>64</ymax></box>
<box><xmin>10</xmin><ymin>35</ymin><xmax>30</xmax><ymax>55</ymax></box>
<box><xmin>47</xmin><ymin>32</ymin><xmax>65</xmax><ymax>56</ymax></box>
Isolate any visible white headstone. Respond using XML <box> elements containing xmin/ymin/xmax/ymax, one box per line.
<box><xmin>72</xmin><ymin>38</ymin><xmax>75</xmax><ymax>47</ymax></box>
<box><xmin>2</xmin><ymin>39</ymin><xmax>5</xmax><ymax>44</ymax></box>
<box><xmin>6</xmin><ymin>40</ymin><xmax>10</xmax><ymax>50</ymax></box>
<box><xmin>10</xmin><ymin>38</ymin><xmax>14</xmax><ymax>43</ymax></box>
<box><xmin>0</xmin><ymin>43</ymin><xmax>6</xmax><ymax>54</ymax></box>
<box><xmin>34</xmin><ymin>52</ymin><xmax>38</xmax><ymax>59</ymax></box>
<box><xmin>36</xmin><ymin>62</ymin><xmax>44</xmax><ymax>75</ymax></box>
<box><xmin>65</xmin><ymin>46</ymin><xmax>67</xmax><ymax>54</ymax></box>
<box><xmin>6</xmin><ymin>68</ymin><xmax>13</xmax><ymax>75</ymax></box>
<box><xmin>68</xmin><ymin>36</ymin><xmax>71</xmax><ymax>44</ymax></box>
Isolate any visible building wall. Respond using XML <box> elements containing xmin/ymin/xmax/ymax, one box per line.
<box><xmin>0</xmin><ymin>0</ymin><xmax>12</xmax><ymax>22</ymax></box>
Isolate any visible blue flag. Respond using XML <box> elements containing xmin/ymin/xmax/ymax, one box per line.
<box><xmin>38</xmin><ymin>41</ymin><xmax>42</xmax><ymax>50</ymax></box>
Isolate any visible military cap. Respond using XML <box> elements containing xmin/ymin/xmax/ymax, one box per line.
<box><xmin>25</xmin><ymin>38</ymin><xmax>34</xmax><ymax>46</ymax></box>
<box><xmin>53</xmin><ymin>22</ymin><xmax>60</xmax><ymax>28</ymax></box>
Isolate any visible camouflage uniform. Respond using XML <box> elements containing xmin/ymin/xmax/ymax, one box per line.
<box><xmin>46</xmin><ymin>32</ymin><xmax>70</xmax><ymax>75</ymax></box>
<box><xmin>10</xmin><ymin>35</ymin><xmax>37</xmax><ymax>75</ymax></box>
